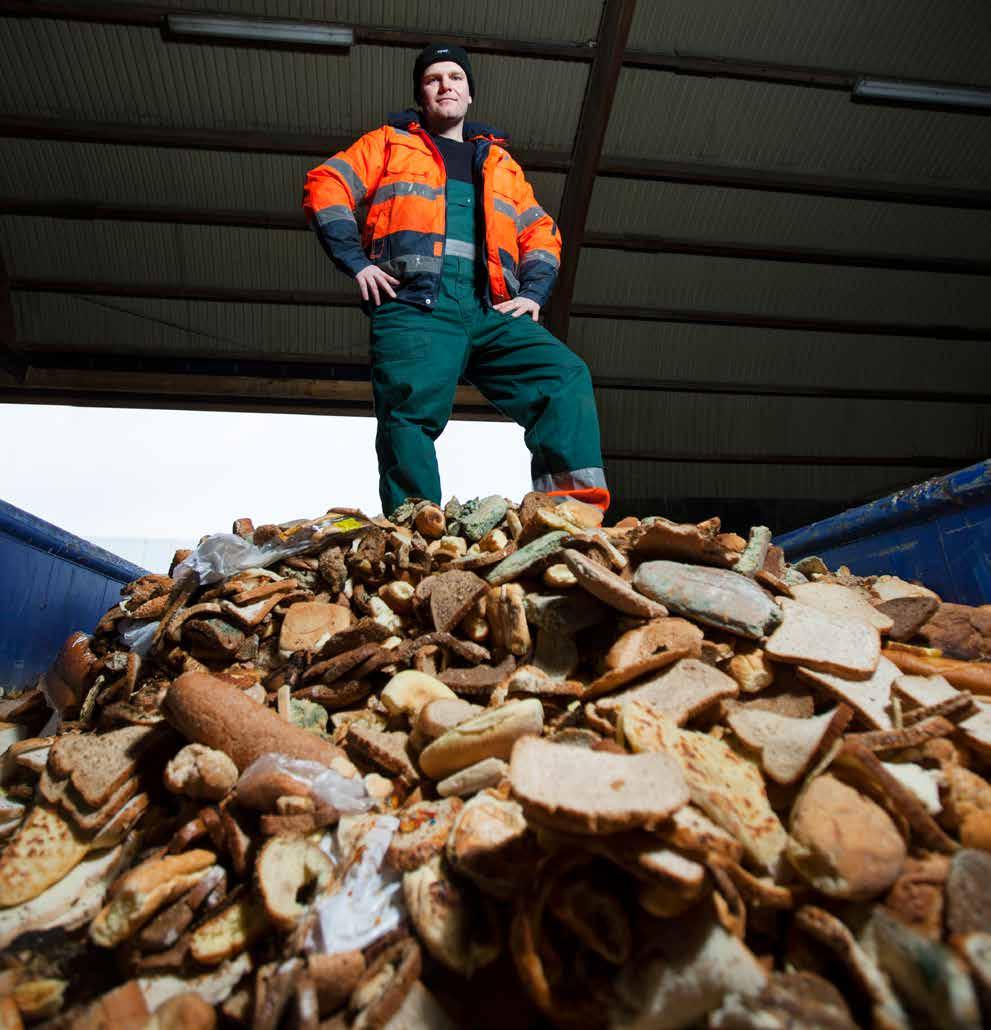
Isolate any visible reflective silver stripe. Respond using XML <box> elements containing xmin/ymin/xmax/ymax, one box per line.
<box><xmin>518</xmin><ymin>204</ymin><xmax>548</xmax><ymax>230</ymax></box>
<box><xmin>493</xmin><ymin>198</ymin><xmax>517</xmax><ymax>222</ymax></box>
<box><xmin>393</xmin><ymin>127</ymin><xmax>413</xmax><ymax>137</ymax></box>
<box><xmin>377</xmin><ymin>254</ymin><xmax>444</xmax><ymax>277</ymax></box>
<box><xmin>502</xmin><ymin>267</ymin><xmax>521</xmax><ymax>293</ymax></box>
<box><xmin>445</xmin><ymin>239</ymin><xmax>476</xmax><ymax>260</ymax></box>
<box><xmin>372</xmin><ymin>180</ymin><xmax>444</xmax><ymax>204</ymax></box>
<box><xmin>326</xmin><ymin>157</ymin><xmax>366</xmax><ymax>205</ymax></box>
<box><xmin>520</xmin><ymin>248</ymin><xmax>560</xmax><ymax>269</ymax></box>
<box><xmin>315</xmin><ymin>204</ymin><xmax>358</xmax><ymax>227</ymax></box>
<box><xmin>532</xmin><ymin>467</ymin><xmax>608</xmax><ymax>493</ymax></box>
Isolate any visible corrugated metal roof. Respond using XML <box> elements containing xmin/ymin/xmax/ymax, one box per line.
<box><xmin>567</xmin><ymin>321</ymin><xmax>991</xmax><ymax>397</ymax></box>
<box><xmin>593</xmin><ymin>389</ymin><xmax>990</xmax><ymax>461</ymax></box>
<box><xmin>586</xmin><ymin>179</ymin><xmax>991</xmax><ymax>261</ymax></box>
<box><xmin>604</xmin><ymin>69</ymin><xmax>991</xmax><ymax>184</ymax></box>
<box><xmin>629</xmin><ymin>0</ymin><xmax>991</xmax><ymax>85</ymax></box>
<box><xmin>149</xmin><ymin>0</ymin><xmax>603</xmax><ymax>44</ymax></box>
<box><xmin>0</xmin><ymin>21</ymin><xmax>585</xmax><ymax>150</ymax></box>
<box><xmin>0</xmin><ymin>140</ymin><xmax>564</xmax><ymax>218</ymax></box>
<box><xmin>0</xmin><ymin>217</ymin><xmax>350</xmax><ymax>291</ymax></box>
<box><xmin>12</xmin><ymin>294</ymin><xmax>369</xmax><ymax>362</ymax></box>
<box><xmin>573</xmin><ymin>249</ymin><xmax>991</xmax><ymax>329</ymax></box>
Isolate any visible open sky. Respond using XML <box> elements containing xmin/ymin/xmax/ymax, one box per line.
<box><xmin>0</xmin><ymin>403</ymin><xmax>532</xmax><ymax>572</ymax></box>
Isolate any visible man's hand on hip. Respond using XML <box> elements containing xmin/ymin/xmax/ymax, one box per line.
<box><xmin>356</xmin><ymin>266</ymin><xmax>400</xmax><ymax>306</ymax></box>
<box><xmin>494</xmin><ymin>297</ymin><xmax>540</xmax><ymax>322</ymax></box>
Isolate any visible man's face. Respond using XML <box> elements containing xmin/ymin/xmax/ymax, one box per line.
<box><xmin>419</xmin><ymin>60</ymin><xmax>472</xmax><ymax>124</ymax></box>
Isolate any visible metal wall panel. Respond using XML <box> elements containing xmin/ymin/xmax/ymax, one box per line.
<box><xmin>593</xmin><ymin>389</ymin><xmax>990</xmax><ymax>462</ymax></box>
<box><xmin>586</xmin><ymin>178</ymin><xmax>991</xmax><ymax>261</ymax></box>
<box><xmin>567</xmin><ymin>320</ymin><xmax>991</xmax><ymax>398</ymax></box>
<box><xmin>604</xmin><ymin>69</ymin><xmax>991</xmax><ymax>184</ymax></box>
<box><xmin>629</xmin><ymin>0</ymin><xmax>991</xmax><ymax>85</ymax></box>
<box><xmin>0</xmin><ymin>22</ymin><xmax>585</xmax><ymax>150</ymax></box>
<box><xmin>146</xmin><ymin>0</ymin><xmax>604</xmax><ymax>43</ymax></box>
<box><xmin>12</xmin><ymin>293</ymin><xmax>370</xmax><ymax>362</ymax></box>
<box><xmin>573</xmin><ymin>249</ymin><xmax>991</xmax><ymax>329</ymax></box>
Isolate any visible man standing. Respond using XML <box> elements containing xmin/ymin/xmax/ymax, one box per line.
<box><xmin>303</xmin><ymin>43</ymin><xmax>609</xmax><ymax>516</ymax></box>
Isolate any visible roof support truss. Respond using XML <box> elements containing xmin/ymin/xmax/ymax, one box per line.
<box><xmin>544</xmin><ymin>0</ymin><xmax>636</xmax><ymax>340</ymax></box>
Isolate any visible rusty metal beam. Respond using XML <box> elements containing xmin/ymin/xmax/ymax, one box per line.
<box><xmin>545</xmin><ymin>0</ymin><xmax>636</xmax><ymax>340</ymax></box>
<box><xmin>5</xmin><ymin>199</ymin><xmax>991</xmax><ymax>277</ymax></box>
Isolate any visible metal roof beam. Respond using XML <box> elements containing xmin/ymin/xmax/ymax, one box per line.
<box><xmin>11</xmin><ymin>279</ymin><xmax>991</xmax><ymax>340</ymax></box>
<box><xmin>0</xmin><ymin>256</ymin><xmax>26</xmax><ymax>382</ymax></box>
<box><xmin>545</xmin><ymin>0</ymin><xmax>636</xmax><ymax>340</ymax></box>
<box><xmin>3</xmin><ymin>115</ymin><xmax>988</xmax><ymax>208</ymax></box>
<box><xmin>7</xmin><ymin>198</ymin><xmax>990</xmax><ymax>276</ymax></box>
<box><xmin>16</xmin><ymin>345</ymin><xmax>988</xmax><ymax>406</ymax></box>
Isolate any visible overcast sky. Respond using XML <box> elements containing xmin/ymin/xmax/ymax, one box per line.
<box><xmin>0</xmin><ymin>403</ymin><xmax>532</xmax><ymax>571</ymax></box>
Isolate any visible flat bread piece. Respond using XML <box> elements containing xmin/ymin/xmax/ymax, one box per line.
<box><xmin>0</xmin><ymin>804</ymin><xmax>90</xmax><ymax>907</ymax></box>
<box><xmin>798</xmin><ymin>656</ymin><xmax>900</xmax><ymax>730</ymax></box>
<box><xmin>509</xmin><ymin>735</ymin><xmax>688</xmax><ymax>835</ymax></box>
<box><xmin>726</xmin><ymin>704</ymin><xmax>852</xmax><ymax>786</ymax></box>
<box><xmin>766</xmin><ymin>599</ymin><xmax>880</xmax><ymax>679</ymax></box>
<box><xmin>621</xmin><ymin>703</ymin><xmax>788</xmax><ymax>876</ymax></box>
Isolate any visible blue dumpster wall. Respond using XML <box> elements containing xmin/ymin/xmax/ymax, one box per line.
<box><xmin>775</xmin><ymin>461</ymin><xmax>991</xmax><ymax>606</ymax></box>
<box><xmin>0</xmin><ymin>500</ymin><xmax>147</xmax><ymax>692</ymax></box>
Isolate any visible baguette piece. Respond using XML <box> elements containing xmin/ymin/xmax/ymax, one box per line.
<box><xmin>90</xmin><ymin>849</ymin><xmax>216</xmax><ymax>947</ymax></box>
<box><xmin>510</xmin><ymin>735</ymin><xmax>688</xmax><ymax>834</ymax></box>
<box><xmin>419</xmin><ymin>699</ymin><xmax>543</xmax><ymax>780</ymax></box>
<box><xmin>163</xmin><ymin>672</ymin><xmax>354</xmax><ymax>775</ymax></box>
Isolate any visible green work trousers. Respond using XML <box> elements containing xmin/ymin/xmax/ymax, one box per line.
<box><xmin>369</xmin><ymin>255</ymin><xmax>603</xmax><ymax>516</ymax></box>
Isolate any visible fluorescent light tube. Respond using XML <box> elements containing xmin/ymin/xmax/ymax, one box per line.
<box><xmin>853</xmin><ymin>78</ymin><xmax>991</xmax><ymax>111</ymax></box>
<box><xmin>166</xmin><ymin>14</ymin><xmax>353</xmax><ymax>48</ymax></box>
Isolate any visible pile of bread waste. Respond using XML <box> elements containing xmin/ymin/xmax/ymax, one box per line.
<box><xmin>1</xmin><ymin>492</ymin><xmax>990</xmax><ymax>1029</ymax></box>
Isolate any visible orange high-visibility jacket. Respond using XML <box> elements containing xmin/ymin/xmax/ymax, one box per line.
<box><xmin>303</xmin><ymin>110</ymin><xmax>562</xmax><ymax>309</ymax></box>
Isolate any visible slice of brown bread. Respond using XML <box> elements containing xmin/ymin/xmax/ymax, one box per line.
<box><xmin>49</xmin><ymin>725</ymin><xmax>163</xmax><ymax>808</ymax></box>
<box><xmin>429</xmin><ymin>570</ymin><xmax>488</xmax><ymax>634</ymax></box>
<box><xmin>509</xmin><ymin>735</ymin><xmax>688</xmax><ymax>834</ymax></box>
<box><xmin>39</xmin><ymin>768</ymin><xmax>142</xmax><ymax>833</ymax></box>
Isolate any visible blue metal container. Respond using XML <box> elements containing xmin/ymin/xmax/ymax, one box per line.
<box><xmin>775</xmin><ymin>461</ymin><xmax>991</xmax><ymax>605</ymax></box>
<box><xmin>0</xmin><ymin>500</ymin><xmax>147</xmax><ymax>692</ymax></box>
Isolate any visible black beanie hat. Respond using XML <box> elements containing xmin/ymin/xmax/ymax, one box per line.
<box><xmin>413</xmin><ymin>43</ymin><xmax>475</xmax><ymax>104</ymax></box>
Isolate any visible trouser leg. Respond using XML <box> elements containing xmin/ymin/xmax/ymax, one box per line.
<box><xmin>369</xmin><ymin>298</ymin><xmax>468</xmax><ymax>515</ymax></box>
<box><xmin>465</xmin><ymin>308</ymin><xmax>609</xmax><ymax>509</ymax></box>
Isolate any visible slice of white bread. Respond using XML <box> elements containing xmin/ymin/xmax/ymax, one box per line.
<box><xmin>509</xmin><ymin>735</ymin><xmax>688</xmax><ymax>834</ymax></box>
<box><xmin>789</xmin><ymin>581</ymin><xmax>893</xmax><ymax>633</ymax></box>
<box><xmin>797</xmin><ymin>656</ymin><xmax>900</xmax><ymax>730</ymax></box>
<box><xmin>726</xmin><ymin>704</ymin><xmax>852</xmax><ymax>786</ymax></box>
<box><xmin>766</xmin><ymin>599</ymin><xmax>880</xmax><ymax>679</ymax></box>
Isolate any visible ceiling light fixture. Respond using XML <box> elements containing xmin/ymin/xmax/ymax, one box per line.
<box><xmin>165</xmin><ymin>14</ymin><xmax>353</xmax><ymax>49</ymax></box>
<box><xmin>853</xmin><ymin>77</ymin><xmax>991</xmax><ymax>112</ymax></box>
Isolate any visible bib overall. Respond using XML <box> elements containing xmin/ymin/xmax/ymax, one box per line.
<box><xmin>370</xmin><ymin>179</ymin><xmax>604</xmax><ymax>515</ymax></box>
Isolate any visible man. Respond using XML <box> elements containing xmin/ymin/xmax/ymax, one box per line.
<box><xmin>303</xmin><ymin>43</ymin><xmax>609</xmax><ymax>516</ymax></box>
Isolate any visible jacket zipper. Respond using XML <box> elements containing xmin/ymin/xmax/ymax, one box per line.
<box><xmin>411</xmin><ymin>124</ymin><xmax>447</xmax><ymax>307</ymax></box>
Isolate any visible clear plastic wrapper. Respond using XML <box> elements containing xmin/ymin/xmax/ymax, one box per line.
<box><xmin>118</xmin><ymin>619</ymin><xmax>160</xmax><ymax>657</ymax></box>
<box><xmin>311</xmin><ymin>815</ymin><xmax>403</xmax><ymax>955</ymax></box>
<box><xmin>237</xmin><ymin>754</ymin><xmax>374</xmax><ymax>815</ymax></box>
<box><xmin>172</xmin><ymin>513</ymin><xmax>370</xmax><ymax>587</ymax></box>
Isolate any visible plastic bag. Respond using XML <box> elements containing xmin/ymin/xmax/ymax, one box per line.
<box><xmin>117</xmin><ymin>619</ymin><xmax>160</xmax><ymax>657</ymax></box>
<box><xmin>311</xmin><ymin>815</ymin><xmax>403</xmax><ymax>955</ymax></box>
<box><xmin>172</xmin><ymin>513</ymin><xmax>370</xmax><ymax>588</ymax></box>
<box><xmin>237</xmin><ymin>754</ymin><xmax>374</xmax><ymax>815</ymax></box>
